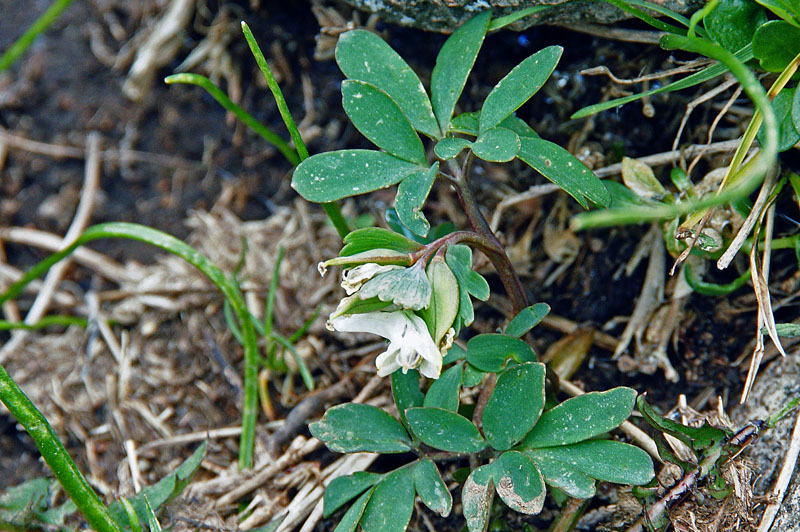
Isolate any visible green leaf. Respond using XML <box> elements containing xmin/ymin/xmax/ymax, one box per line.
<box><xmin>396</xmin><ymin>162</ymin><xmax>438</xmax><ymax>237</ymax></box>
<box><xmin>431</xmin><ymin>12</ymin><xmax>491</xmax><ymax>133</ymax></box>
<box><xmin>493</xmin><ymin>451</ymin><xmax>546</xmax><ymax>514</ymax></box>
<box><xmin>498</xmin><ymin>115</ymin><xmax>540</xmax><ymax>139</ymax></box>
<box><xmin>333</xmin><ymin>488</ymin><xmax>373</xmax><ymax>532</ymax></box>
<box><xmin>521</xmin><ymin>387</ymin><xmax>637</xmax><ymax>448</ymax></box>
<box><xmin>424</xmin><ymin>363</ymin><xmax>463</xmax><ymax>411</ymax></box>
<box><xmin>336</xmin><ymin>30</ymin><xmax>439</xmax><ymax>138</ymax></box>
<box><xmin>406</xmin><ymin>407</ymin><xmax>486</xmax><ymax>453</ymax></box>
<box><xmin>108</xmin><ymin>441</ymin><xmax>206</xmax><ymax>528</ymax></box>
<box><xmin>527</xmin><ymin>456</ymin><xmax>595</xmax><ymax>499</ymax></box>
<box><xmin>360</xmin><ymin>468</ymin><xmax>415</xmax><ymax>532</ymax></box>
<box><xmin>772</xmin><ymin>323</ymin><xmax>800</xmax><ymax>337</ymax></box>
<box><xmin>755</xmin><ymin>0</ymin><xmax>800</xmax><ymax>26</ymax></box>
<box><xmin>392</xmin><ymin>369</ymin><xmax>424</xmax><ymax>428</ymax></box>
<box><xmin>793</xmin><ymin>85</ymin><xmax>800</xmax><ymax>133</ymax></box>
<box><xmin>525</xmin><ymin>440</ymin><xmax>654</xmax><ymax>485</ymax></box>
<box><xmin>483</xmin><ymin>362</ymin><xmax>546</xmax><ymax>450</ymax></box>
<box><xmin>0</xmin><ymin>478</ymin><xmax>78</xmax><ymax>531</ymax></box>
<box><xmin>518</xmin><ymin>137</ymin><xmax>611</xmax><ymax>208</ymax></box>
<box><xmin>621</xmin><ymin>157</ymin><xmax>666</xmax><ymax>200</ymax></box>
<box><xmin>757</xmin><ymin>87</ymin><xmax>800</xmax><ymax>152</ymax></box>
<box><xmin>466</xmin><ymin>334</ymin><xmax>536</xmax><ymax>373</ymax></box>
<box><xmin>505</xmin><ymin>303</ymin><xmax>550</xmax><ymax>337</ymax></box>
<box><xmin>309</xmin><ymin>403</ymin><xmax>412</xmax><ymax>453</ymax></box>
<box><xmin>292</xmin><ymin>150</ymin><xmax>424</xmax><ymax>203</ymax></box>
<box><xmin>142</xmin><ymin>496</ymin><xmax>161</xmax><ymax>532</ymax></box>
<box><xmin>479</xmin><ymin>46</ymin><xmax>562</xmax><ymax>132</ymax></box>
<box><xmin>414</xmin><ymin>460</ymin><xmax>452</xmax><ymax>517</ymax></box>
<box><xmin>443</xmin><ymin>342</ymin><xmax>466</xmax><ymax>364</ymax></box>
<box><xmin>342</xmin><ymin>80</ymin><xmax>427</xmax><ymax>165</ymax></box>
<box><xmin>449</xmin><ymin>112</ymin><xmax>480</xmax><ymax>135</ymax></box>
<box><xmin>324</xmin><ymin>472</ymin><xmax>382</xmax><ymax>518</ymax></box>
<box><xmin>571</xmin><ymin>44</ymin><xmax>754</xmax><ymax>119</ymax></box>
<box><xmin>637</xmin><ymin>396</ymin><xmax>728</xmax><ymax>451</ymax></box>
<box><xmin>340</xmin><ymin>227</ymin><xmax>423</xmax><ymax>257</ymax></box>
<box><xmin>752</xmin><ymin>20</ymin><xmax>800</xmax><ymax>72</ymax></box>
<box><xmin>462</xmin><ymin>363</ymin><xmax>487</xmax><ymax>387</ymax></box>
<box><xmin>471</xmin><ymin>127</ymin><xmax>520</xmax><ymax>162</ymax></box>
<box><xmin>446</xmin><ymin>244</ymin><xmax>490</xmax><ymax>328</ymax></box>
<box><xmin>704</xmin><ymin>0</ymin><xmax>767</xmax><ymax>53</ymax></box>
<box><xmin>435</xmin><ymin>137</ymin><xmax>472</xmax><ymax>159</ymax></box>
<box><xmin>421</xmin><ymin>255</ymin><xmax>460</xmax><ymax>344</ymax></box>
<box><xmin>462</xmin><ymin>465</ymin><xmax>495</xmax><ymax>532</ymax></box>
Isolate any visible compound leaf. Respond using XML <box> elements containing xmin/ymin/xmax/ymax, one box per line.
<box><xmin>435</xmin><ymin>137</ymin><xmax>472</xmax><ymax>159</ymax></box>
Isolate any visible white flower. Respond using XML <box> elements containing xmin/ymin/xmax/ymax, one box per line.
<box><xmin>330</xmin><ymin>310</ymin><xmax>442</xmax><ymax>379</ymax></box>
<box><xmin>341</xmin><ymin>263</ymin><xmax>402</xmax><ymax>295</ymax></box>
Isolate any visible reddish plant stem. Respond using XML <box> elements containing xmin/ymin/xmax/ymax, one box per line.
<box><xmin>439</xmin><ymin>158</ymin><xmax>530</xmax><ymax>431</ymax></box>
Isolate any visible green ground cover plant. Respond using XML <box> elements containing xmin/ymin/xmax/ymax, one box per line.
<box><xmin>1</xmin><ymin>0</ymin><xmax>798</xmax><ymax>530</ymax></box>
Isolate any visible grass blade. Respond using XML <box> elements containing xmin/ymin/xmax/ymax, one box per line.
<box><xmin>240</xmin><ymin>21</ymin><xmax>351</xmax><ymax>238</ymax></box>
<box><xmin>165</xmin><ymin>73</ymin><xmax>299</xmax><ymax>166</ymax></box>
<box><xmin>0</xmin><ymin>222</ymin><xmax>261</xmax><ymax>469</ymax></box>
<box><xmin>0</xmin><ymin>0</ymin><xmax>76</xmax><ymax>72</ymax></box>
<box><xmin>272</xmin><ymin>332</ymin><xmax>314</xmax><ymax>391</ymax></box>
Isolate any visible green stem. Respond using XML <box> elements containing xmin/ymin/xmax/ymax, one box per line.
<box><xmin>0</xmin><ymin>364</ymin><xmax>122</xmax><ymax>532</ymax></box>
<box><xmin>0</xmin><ymin>0</ymin><xmax>76</xmax><ymax>72</ymax></box>
<box><xmin>164</xmin><ymin>73</ymin><xmax>300</xmax><ymax>166</ymax></box>
<box><xmin>573</xmin><ymin>24</ymin><xmax>778</xmax><ymax>230</ymax></box>
<box><xmin>0</xmin><ymin>222</ymin><xmax>261</xmax><ymax>470</ymax></box>
<box><xmin>240</xmin><ymin>21</ymin><xmax>350</xmax><ymax>239</ymax></box>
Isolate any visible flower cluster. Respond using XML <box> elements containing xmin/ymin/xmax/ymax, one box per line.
<box><xmin>322</xmin><ymin>257</ymin><xmax>459</xmax><ymax>379</ymax></box>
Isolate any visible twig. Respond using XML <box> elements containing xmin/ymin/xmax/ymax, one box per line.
<box><xmin>671</xmin><ymin>77</ymin><xmax>738</xmax><ymax>152</ymax></box>
<box><xmin>1</xmin><ymin>132</ymin><xmax>102</xmax><ymax>360</ymax></box>
<box><xmin>0</xmin><ymin>127</ymin><xmax>202</xmax><ymax>168</ymax></box>
<box><xmin>563</xmin><ymin>22</ymin><xmax>664</xmax><ymax>44</ymax></box>
<box><xmin>264</xmin><ymin>376</ymin><xmax>351</xmax><ymax>457</ymax></box>
<box><xmin>581</xmin><ymin>59</ymin><xmax>710</xmax><ymax>85</ymax></box>
<box><xmin>594</xmin><ymin>139</ymin><xmax>743</xmax><ymax>178</ymax></box>
<box><xmin>123</xmin><ymin>0</ymin><xmax>195</xmax><ymax>101</ymax></box>
<box><xmin>756</xmin><ymin>408</ymin><xmax>800</xmax><ymax>532</ymax></box>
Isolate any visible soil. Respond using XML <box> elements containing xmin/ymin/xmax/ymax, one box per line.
<box><xmin>1</xmin><ymin>1</ymin><xmax>796</xmax><ymax>531</ymax></box>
